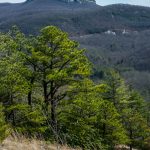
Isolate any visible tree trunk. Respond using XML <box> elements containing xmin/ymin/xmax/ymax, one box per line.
<box><xmin>51</xmin><ymin>100</ymin><xmax>57</xmax><ymax>132</ymax></box>
<box><xmin>10</xmin><ymin>93</ymin><xmax>15</xmax><ymax>126</ymax></box>
<box><xmin>49</xmin><ymin>80</ymin><xmax>59</xmax><ymax>141</ymax></box>
<box><xmin>28</xmin><ymin>76</ymin><xmax>35</xmax><ymax>106</ymax></box>
<box><xmin>28</xmin><ymin>91</ymin><xmax>32</xmax><ymax>106</ymax></box>
<box><xmin>103</xmin><ymin>110</ymin><xmax>107</xmax><ymax>138</ymax></box>
<box><xmin>51</xmin><ymin>99</ymin><xmax>59</xmax><ymax>143</ymax></box>
<box><xmin>129</xmin><ymin>129</ymin><xmax>133</xmax><ymax>150</ymax></box>
<box><xmin>102</xmin><ymin>123</ymin><xmax>106</xmax><ymax>138</ymax></box>
<box><xmin>43</xmin><ymin>81</ymin><xmax>48</xmax><ymax>103</ymax></box>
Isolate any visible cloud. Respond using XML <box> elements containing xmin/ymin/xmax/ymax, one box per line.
<box><xmin>0</xmin><ymin>0</ymin><xmax>25</xmax><ymax>3</ymax></box>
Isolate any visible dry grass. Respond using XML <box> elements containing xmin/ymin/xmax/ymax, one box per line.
<box><xmin>0</xmin><ymin>136</ymin><xmax>79</xmax><ymax>150</ymax></box>
<box><xmin>115</xmin><ymin>145</ymin><xmax>138</xmax><ymax>150</ymax></box>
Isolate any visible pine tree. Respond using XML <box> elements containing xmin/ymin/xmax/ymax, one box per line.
<box><xmin>0</xmin><ymin>103</ymin><xmax>10</xmax><ymax>142</ymax></box>
<box><xmin>0</xmin><ymin>27</ymin><xmax>149</xmax><ymax>149</ymax></box>
<box><xmin>102</xmin><ymin>70</ymin><xmax>129</xmax><ymax>111</ymax></box>
<box><xmin>0</xmin><ymin>32</ymin><xmax>30</xmax><ymax>126</ymax></box>
<box><xmin>31</xmin><ymin>26</ymin><xmax>91</xmax><ymax>139</ymax></box>
<box><xmin>122</xmin><ymin>91</ymin><xmax>150</xmax><ymax>150</ymax></box>
<box><xmin>102</xmin><ymin>70</ymin><xmax>150</xmax><ymax>149</ymax></box>
<box><xmin>97</xmin><ymin>100</ymin><xmax>129</xmax><ymax>149</ymax></box>
<box><xmin>58</xmin><ymin>79</ymin><xmax>105</xmax><ymax>149</ymax></box>
<box><xmin>0</xmin><ymin>30</ymin><xmax>45</xmax><ymax>136</ymax></box>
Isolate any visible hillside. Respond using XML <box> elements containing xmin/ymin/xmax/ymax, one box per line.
<box><xmin>0</xmin><ymin>0</ymin><xmax>99</xmax><ymax>34</ymax></box>
<box><xmin>0</xmin><ymin>0</ymin><xmax>150</xmax><ymax>99</ymax></box>
<box><xmin>0</xmin><ymin>13</ymin><xmax>150</xmax><ymax>150</ymax></box>
<box><xmin>1</xmin><ymin>1</ymin><xmax>150</xmax><ymax>34</ymax></box>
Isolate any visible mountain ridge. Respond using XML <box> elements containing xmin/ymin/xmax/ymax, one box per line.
<box><xmin>1</xmin><ymin>1</ymin><xmax>150</xmax><ymax>34</ymax></box>
<box><xmin>0</xmin><ymin>0</ymin><xmax>150</xmax><ymax>100</ymax></box>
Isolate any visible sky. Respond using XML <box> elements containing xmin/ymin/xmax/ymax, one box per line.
<box><xmin>0</xmin><ymin>0</ymin><xmax>150</xmax><ymax>7</ymax></box>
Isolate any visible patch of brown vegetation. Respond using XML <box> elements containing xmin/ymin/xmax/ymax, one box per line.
<box><xmin>0</xmin><ymin>136</ymin><xmax>79</xmax><ymax>150</ymax></box>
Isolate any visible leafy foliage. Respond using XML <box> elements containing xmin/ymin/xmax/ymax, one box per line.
<box><xmin>0</xmin><ymin>26</ymin><xmax>149</xmax><ymax>150</ymax></box>
<box><xmin>0</xmin><ymin>104</ymin><xmax>10</xmax><ymax>142</ymax></box>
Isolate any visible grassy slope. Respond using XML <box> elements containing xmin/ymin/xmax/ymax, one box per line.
<box><xmin>0</xmin><ymin>136</ymin><xmax>80</xmax><ymax>150</ymax></box>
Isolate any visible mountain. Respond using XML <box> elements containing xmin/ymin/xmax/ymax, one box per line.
<box><xmin>0</xmin><ymin>0</ymin><xmax>99</xmax><ymax>34</ymax></box>
<box><xmin>0</xmin><ymin>0</ymin><xmax>150</xmax><ymax>100</ymax></box>
<box><xmin>1</xmin><ymin>1</ymin><xmax>150</xmax><ymax>34</ymax></box>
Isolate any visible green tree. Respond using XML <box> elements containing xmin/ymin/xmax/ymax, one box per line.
<box><xmin>1</xmin><ymin>26</ymin><xmax>149</xmax><ymax>150</ymax></box>
<box><xmin>31</xmin><ymin>26</ymin><xmax>91</xmax><ymax>139</ymax></box>
<box><xmin>122</xmin><ymin>108</ymin><xmax>150</xmax><ymax>150</ymax></box>
<box><xmin>0</xmin><ymin>32</ymin><xmax>30</xmax><ymax>126</ymax></box>
<box><xmin>97</xmin><ymin>100</ymin><xmax>129</xmax><ymax>149</ymax></box>
<box><xmin>0</xmin><ymin>26</ymin><xmax>91</xmax><ymax>141</ymax></box>
<box><xmin>122</xmin><ymin>91</ymin><xmax>150</xmax><ymax>150</ymax></box>
<box><xmin>102</xmin><ymin>70</ymin><xmax>129</xmax><ymax>111</ymax></box>
<box><xmin>103</xmin><ymin>70</ymin><xmax>150</xmax><ymax>150</ymax></box>
<box><xmin>59</xmin><ymin>79</ymin><xmax>105</xmax><ymax>149</ymax></box>
<box><xmin>8</xmin><ymin>26</ymin><xmax>38</xmax><ymax>106</ymax></box>
<box><xmin>0</xmin><ymin>31</ymin><xmax>45</xmax><ymax>137</ymax></box>
<box><xmin>0</xmin><ymin>103</ymin><xmax>10</xmax><ymax>142</ymax></box>
<box><xmin>59</xmin><ymin>79</ymin><xmax>128</xmax><ymax>149</ymax></box>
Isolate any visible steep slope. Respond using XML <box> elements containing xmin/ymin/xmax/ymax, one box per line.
<box><xmin>73</xmin><ymin>30</ymin><xmax>150</xmax><ymax>100</ymax></box>
<box><xmin>0</xmin><ymin>0</ymin><xmax>150</xmax><ymax>99</ymax></box>
<box><xmin>0</xmin><ymin>0</ymin><xmax>99</xmax><ymax>34</ymax></box>
<box><xmin>1</xmin><ymin>1</ymin><xmax>150</xmax><ymax>34</ymax></box>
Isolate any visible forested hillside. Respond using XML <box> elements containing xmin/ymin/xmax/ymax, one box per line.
<box><xmin>0</xmin><ymin>26</ymin><xmax>150</xmax><ymax>150</ymax></box>
<box><xmin>0</xmin><ymin>0</ymin><xmax>150</xmax><ymax>100</ymax></box>
<box><xmin>0</xmin><ymin>1</ymin><xmax>150</xmax><ymax>149</ymax></box>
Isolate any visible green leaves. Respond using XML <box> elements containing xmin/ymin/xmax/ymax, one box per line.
<box><xmin>0</xmin><ymin>26</ymin><xmax>149</xmax><ymax>149</ymax></box>
<box><xmin>102</xmin><ymin>70</ymin><xmax>150</xmax><ymax>149</ymax></box>
<box><xmin>0</xmin><ymin>104</ymin><xmax>10</xmax><ymax>142</ymax></box>
<box><xmin>35</xmin><ymin>26</ymin><xmax>91</xmax><ymax>79</ymax></box>
<box><xmin>97</xmin><ymin>100</ymin><xmax>129</xmax><ymax>146</ymax></box>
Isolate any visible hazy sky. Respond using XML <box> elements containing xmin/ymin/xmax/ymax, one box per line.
<box><xmin>0</xmin><ymin>0</ymin><xmax>150</xmax><ymax>7</ymax></box>
<box><xmin>97</xmin><ymin>0</ymin><xmax>150</xmax><ymax>6</ymax></box>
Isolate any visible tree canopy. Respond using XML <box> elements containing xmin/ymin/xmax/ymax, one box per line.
<box><xmin>0</xmin><ymin>26</ymin><xmax>149</xmax><ymax>150</ymax></box>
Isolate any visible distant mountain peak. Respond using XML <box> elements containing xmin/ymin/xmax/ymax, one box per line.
<box><xmin>61</xmin><ymin>0</ymin><xmax>96</xmax><ymax>2</ymax></box>
<box><xmin>26</xmin><ymin>0</ymin><xmax>96</xmax><ymax>3</ymax></box>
